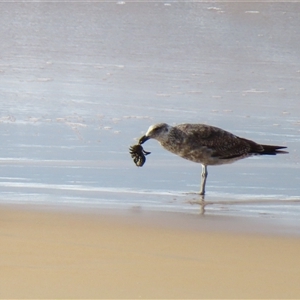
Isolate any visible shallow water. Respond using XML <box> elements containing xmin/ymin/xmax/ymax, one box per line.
<box><xmin>0</xmin><ymin>2</ymin><xmax>299</xmax><ymax>226</ymax></box>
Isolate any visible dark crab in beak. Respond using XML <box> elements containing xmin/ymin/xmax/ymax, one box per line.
<box><xmin>129</xmin><ymin>144</ymin><xmax>151</xmax><ymax>167</ymax></box>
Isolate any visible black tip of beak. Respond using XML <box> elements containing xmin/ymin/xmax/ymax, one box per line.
<box><xmin>139</xmin><ymin>135</ymin><xmax>149</xmax><ymax>145</ymax></box>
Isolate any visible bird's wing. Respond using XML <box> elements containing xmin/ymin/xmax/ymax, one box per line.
<box><xmin>178</xmin><ymin>124</ymin><xmax>262</xmax><ymax>159</ymax></box>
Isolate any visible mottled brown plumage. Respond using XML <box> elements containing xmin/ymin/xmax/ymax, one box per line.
<box><xmin>138</xmin><ymin>123</ymin><xmax>288</xmax><ymax>195</ymax></box>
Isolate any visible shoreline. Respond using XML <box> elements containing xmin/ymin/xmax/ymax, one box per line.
<box><xmin>1</xmin><ymin>204</ymin><xmax>300</xmax><ymax>298</ymax></box>
<box><xmin>2</xmin><ymin>201</ymin><xmax>300</xmax><ymax>237</ymax></box>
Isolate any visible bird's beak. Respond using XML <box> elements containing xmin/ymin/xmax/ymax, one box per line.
<box><xmin>139</xmin><ymin>135</ymin><xmax>150</xmax><ymax>145</ymax></box>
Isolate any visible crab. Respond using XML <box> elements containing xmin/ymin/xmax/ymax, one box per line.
<box><xmin>129</xmin><ymin>144</ymin><xmax>151</xmax><ymax>167</ymax></box>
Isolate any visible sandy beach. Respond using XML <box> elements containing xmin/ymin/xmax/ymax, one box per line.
<box><xmin>1</xmin><ymin>205</ymin><xmax>300</xmax><ymax>299</ymax></box>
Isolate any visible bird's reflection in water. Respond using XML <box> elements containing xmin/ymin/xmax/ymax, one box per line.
<box><xmin>187</xmin><ymin>195</ymin><xmax>207</xmax><ymax>215</ymax></box>
<box><xmin>187</xmin><ymin>197</ymin><xmax>300</xmax><ymax>216</ymax></box>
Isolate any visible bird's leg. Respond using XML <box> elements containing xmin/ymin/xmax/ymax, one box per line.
<box><xmin>200</xmin><ymin>165</ymin><xmax>208</xmax><ymax>195</ymax></box>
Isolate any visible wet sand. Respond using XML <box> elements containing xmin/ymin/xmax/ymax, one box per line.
<box><xmin>1</xmin><ymin>206</ymin><xmax>300</xmax><ymax>299</ymax></box>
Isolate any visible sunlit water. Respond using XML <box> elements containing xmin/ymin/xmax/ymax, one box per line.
<box><xmin>0</xmin><ymin>2</ymin><xmax>299</xmax><ymax>228</ymax></box>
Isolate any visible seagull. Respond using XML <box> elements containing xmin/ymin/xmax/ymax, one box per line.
<box><xmin>138</xmin><ymin>123</ymin><xmax>288</xmax><ymax>195</ymax></box>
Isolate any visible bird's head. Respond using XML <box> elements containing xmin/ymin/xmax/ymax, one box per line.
<box><xmin>139</xmin><ymin>123</ymin><xmax>171</xmax><ymax>144</ymax></box>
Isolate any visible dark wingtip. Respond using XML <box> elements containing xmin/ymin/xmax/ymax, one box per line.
<box><xmin>274</xmin><ymin>149</ymin><xmax>289</xmax><ymax>154</ymax></box>
<box><xmin>261</xmin><ymin>145</ymin><xmax>288</xmax><ymax>155</ymax></box>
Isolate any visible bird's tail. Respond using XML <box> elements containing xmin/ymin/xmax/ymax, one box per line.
<box><xmin>259</xmin><ymin>144</ymin><xmax>288</xmax><ymax>155</ymax></box>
